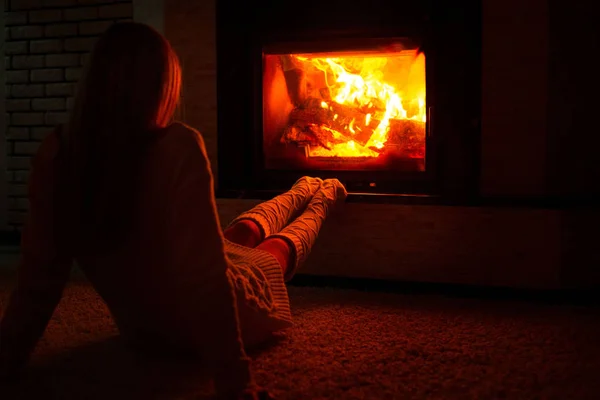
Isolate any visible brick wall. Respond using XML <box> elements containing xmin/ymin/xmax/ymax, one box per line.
<box><xmin>3</xmin><ymin>0</ymin><xmax>133</xmax><ymax>230</ymax></box>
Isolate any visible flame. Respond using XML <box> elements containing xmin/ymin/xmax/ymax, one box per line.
<box><xmin>294</xmin><ymin>51</ymin><xmax>426</xmax><ymax>157</ymax></box>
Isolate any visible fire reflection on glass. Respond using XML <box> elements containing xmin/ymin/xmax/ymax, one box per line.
<box><xmin>263</xmin><ymin>44</ymin><xmax>426</xmax><ymax>171</ymax></box>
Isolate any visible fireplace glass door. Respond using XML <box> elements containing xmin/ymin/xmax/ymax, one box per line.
<box><xmin>262</xmin><ymin>39</ymin><xmax>427</xmax><ymax>173</ymax></box>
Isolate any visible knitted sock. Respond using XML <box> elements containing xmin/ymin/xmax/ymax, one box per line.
<box><xmin>268</xmin><ymin>179</ymin><xmax>347</xmax><ymax>281</ymax></box>
<box><xmin>223</xmin><ymin>219</ymin><xmax>263</xmax><ymax>248</ymax></box>
<box><xmin>226</xmin><ymin>176</ymin><xmax>322</xmax><ymax>240</ymax></box>
<box><xmin>256</xmin><ymin>237</ymin><xmax>293</xmax><ymax>274</ymax></box>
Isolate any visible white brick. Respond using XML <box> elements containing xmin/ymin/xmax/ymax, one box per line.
<box><xmin>10</xmin><ymin>0</ymin><xmax>43</xmax><ymax>10</ymax></box>
<box><xmin>6</xmin><ymin>127</ymin><xmax>30</xmax><ymax>140</ymax></box>
<box><xmin>43</xmin><ymin>0</ymin><xmax>79</xmax><ymax>6</ymax></box>
<box><xmin>4</xmin><ymin>41</ymin><xmax>29</xmax><ymax>55</ymax></box>
<box><xmin>9</xmin><ymin>26</ymin><xmax>44</xmax><ymax>40</ymax></box>
<box><xmin>9</xmin><ymin>197</ymin><xmax>30</xmax><ymax>211</ymax></box>
<box><xmin>12</xmin><ymin>55</ymin><xmax>45</xmax><ymax>69</ymax></box>
<box><xmin>46</xmin><ymin>53</ymin><xmax>80</xmax><ymax>67</ymax></box>
<box><xmin>32</xmin><ymin>98</ymin><xmax>66</xmax><ymax>111</ymax></box>
<box><xmin>6</xmin><ymin>12</ymin><xmax>28</xmax><ymax>26</ymax></box>
<box><xmin>11</xmin><ymin>84</ymin><xmax>44</xmax><ymax>98</ymax></box>
<box><xmin>12</xmin><ymin>112</ymin><xmax>45</xmax><ymax>126</ymax></box>
<box><xmin>6</xmin><ymin>99</ymin><xmax>31</xmax><ymax>111</ymax></box>
<box><xmin>14</xmin><ymin>141</ymin><xmax>42</xmax><ymax>155</ymax></box>
<box><xmin>64</xmin><ymin>7</ymin><xmax>98</xmax><ymax>21</ymax></box>
<box><xmin>30</xmin><ymin>68</ymin><xmax>64</xmax><ymax>82</ymax></box>
<box><xmin>99</xmin><ymin>3</ymin><xmax>132</xmax><ymax>19</ymax></box>
<box><xmin>79</xmin><ymin>20</ymin><xmax>114</xmax><ymax>35</ymax></box>
<box><xmin>45</xmin><ymin>82</ymin><xmax>76</xmax><ymax>96</ymax></box>
<box><xmin>44</xmin><ymin>23</ymin><xmax>78</xmax><ymax>37</ymax></box>
<box><xmin>14</xmin><ymin>171</ymin><xmax>31</xmax><ymax>184</ymax></box>
<box><xmin>29</xmin><ymin>9</ymin><xmax>62</xmax><ymax>23</ymax></box>
<box><xmin>78</xmin><ymin>0</ymin><xmax>122</xmax><ymax>4</ymax></box>
<box><xmin>8</xmin><ymin>211</ymin><xmax>28</xmax><ymax>225</ymax></box>
<box><xmin>6</xmin><ymin>70</ymin><xmax>29</xmax><ymax>84</ymax></box>
<box><xmin>7</xmin><ymin>158</ymin><xmax>32</xmax><ymax>170</ymax></box>
<box><xmin>30</xmin><ymin>39</ymin><xmax>63</xmax><ymax>53</ymax></box>
<box><xmin>64</xmin><ymin>37</ymin><xmax>97</xmax><ymax>52</ymax></box>
<box><xmin>8</xmin><ymin>184</ymin><xmax>28</xmax><ymax>197</ymax></box>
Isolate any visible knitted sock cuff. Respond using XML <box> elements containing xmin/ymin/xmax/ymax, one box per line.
<box><xmin>227</xmin><ymin>213</ymin><xmax>271</xmax><ymax>239</ymax></box>
<box><xmin>268</xmin><ymin>232</ymin><xmax>307</xmax><ymax>282</ymax></box>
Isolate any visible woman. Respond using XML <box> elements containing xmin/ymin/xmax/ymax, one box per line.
<box><xmin>0</xmin><ymin>23</ymin><xmax>347</xmax><ymax>399</ymax></box>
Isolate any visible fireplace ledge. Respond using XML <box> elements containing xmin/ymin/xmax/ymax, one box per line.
<box><xmin>217</xmin><ymin>190</ymin><xmax>600</xmax><ymax>208</ymax></box>
<box><xmin>217</xmin><ymin>198</ymin><xmax>600</xmax><ymax>290</ymax></box>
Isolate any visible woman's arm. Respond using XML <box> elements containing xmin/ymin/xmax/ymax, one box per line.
<box><xmin>166</xmin><ymin>124</ymin><xmax>255</xmax><ymax>398</ymax></box>
<box><xmin>0</xmin><ymin>132</ymin><xmax>72</xmax><ymax>379</ymax></box>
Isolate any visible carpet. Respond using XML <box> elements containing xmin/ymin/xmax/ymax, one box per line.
<box><xmin>0</xmin><ymin>270</ymin><xmax>599</xmax><ymax>399</ymax></box>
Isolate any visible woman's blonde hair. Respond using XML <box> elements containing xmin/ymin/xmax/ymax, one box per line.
<box><xmin>58</xmin><ymin>22</ymin><xmax>182</xmax><ymax>250</ymax></box>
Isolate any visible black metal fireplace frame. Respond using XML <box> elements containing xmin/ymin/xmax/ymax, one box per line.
<box><xmin>258</xmin><ymin>33</ymin><xmax>435</xmax><ymax>195</ymax></box>
<box><xmin>216</xmin><ymin>0</ymin><xmax>481</xmax><ymax>204</ymax></box>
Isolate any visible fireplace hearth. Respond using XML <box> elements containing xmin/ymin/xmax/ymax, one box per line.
<box><xmin>216</xmin><ymin>0</ymin><xmax>481</xmax><ymax>201</ymax></box>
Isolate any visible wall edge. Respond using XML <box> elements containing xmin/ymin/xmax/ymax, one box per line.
<box><xmin>0</xmin><ymin>2</ymin><xmax>10</xmax><ymax>231</ymax></box>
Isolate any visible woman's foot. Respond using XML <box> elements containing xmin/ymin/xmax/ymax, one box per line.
<box><xmin>226</xmin><ymin>176</ymin><xmax>323</xmax><ymax>242</ymax></box>
<box><xmin>313</xmin><ymin>178</ymin><xmax>348</xmax><ymax>212</ymax></box>
<box><xmin>267</xmin><ymin>178</ymin><xmax>347</xmax><ymax>280</ymax></box>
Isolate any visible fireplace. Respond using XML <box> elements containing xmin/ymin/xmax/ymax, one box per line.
<box><xmin>216</xmin><ymin>0</ymin><xmax>481</xmax><ymax>201</ymax></box>
<box><xmin>161</xmin><ymin>0</ymin><xmax>600</xmax><ymax>289</ymax></box>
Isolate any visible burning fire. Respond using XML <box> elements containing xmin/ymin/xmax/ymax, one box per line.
<box><xmin>289</xmin><ymin>51</ymin><xmax>426</xmax><ymax>158</ymax></box>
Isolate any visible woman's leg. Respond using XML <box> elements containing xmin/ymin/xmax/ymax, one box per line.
<box><xmin>223</xmin><ymin>219</ymin><xmax>263</xmax><ymax>248</ymax></box>
<box><xmin>224</xmin><ymin>176</ymin><xmax>322</xmax><ymax>245</ymax></box>
<box><xmin>256</xmin><ymin>237</ymin><xmax>292</xmax><ymax>274</ymax></box>
<box><xmin>264</xmin><ymin>179</ymin><xmax>347</xmax><ymax>280</ymax></box>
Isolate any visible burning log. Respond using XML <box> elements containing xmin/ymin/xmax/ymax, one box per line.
<box><xmin>364</xmin><ymin>120</ymin><xmax>426</xmax><ymax>156</ymax></box>
<box><xmin>282</xmin><ymin>104</ymin><xmax>427</xmax><ymax>158</ymax></box>
<box><xmin>281</xmin><ymin>125</ymin><xmax>303</xmax><ymax>142</ymax></box>
<box><xmin>385</xmin><ymin>119</ymin><xmax>426</xmax><ymax>157</ymax></box>
<box><xmin>387</xmin><ymin>119</ymin><xmax>426</xmax><ymax>143</ymax></box>
<box><xmin>319</xmin><ymin>88</ymin><xmax>331</xmax><ymax>101</ymax></box>
<box><xmin>281</xmin><ymin>125</ymin><xmax>340</xmax><ymax>150</ymax></box>
<box><xmin>327</xmin><ymin>102</ymin><xmax>381</xmax><ymax>146</ymax></box>
<box><xmin>288</xmin><ymin>106</ymin><xmax>330</xmax><ymax>127</ymax></box>
<box><xmin>281</xmin><ymin>126</ymin><xmax>323</xmax><ymax>147</ymax></box>
<box><xmin>305</xmin><ymin>125</ymin><xmax>341</xmax><ymax>149</ymax></box>
<box><xmin>286</xmin><ymin>97</ymin><xmax>382</xmax><ymax>146</ymax></box>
